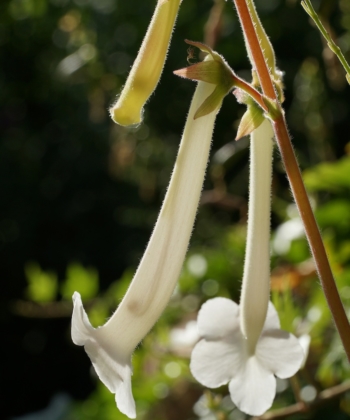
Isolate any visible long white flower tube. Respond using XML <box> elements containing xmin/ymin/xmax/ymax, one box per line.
<box><xmin>72</xmin><ymin>80</ymin><xmax>221</xmax><ymax>419</ymax></box>
<box><xmin>240</xmin><ymin>118</ymin><xmax>274</xmax><ymax>354</ymax></box>
<box><xmin>191</xmin><ymin>120</ymin><xmax>304</xmax><ymax>416</ymax></box>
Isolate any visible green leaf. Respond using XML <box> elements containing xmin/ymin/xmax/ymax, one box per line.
<box><xmin>25</xmin><ymin>262</ymin><xmax>57</xmax><ymax>303</ymax></box>
<box><xmin>304</xmin><ymin>156</ymin><xmax>350</xmax><ymax>192</ymax></box>
<box><xmin>61</xmin><ymin>262</ymin><xmax>99</xmax><ymax>300</ymax></box>
<box><xmin>315</xmin><ymin>199</ymin><xmax>350</xmax><ymax>232</ymax></box>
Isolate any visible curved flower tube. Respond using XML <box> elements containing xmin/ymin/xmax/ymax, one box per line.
<box><xmin>190</xmin><ymin>120</ymin><xmax>304</xmax><ymax>416</ymax></box>
<box><xmin>72</xmin><ymin>80</ymin><xmax>223</xmax><ymax>419</ymax></box>
<box><xmin>110</xmin><ymin>0</ymin><xmax>181</xmax><ymax>126</ymax></box>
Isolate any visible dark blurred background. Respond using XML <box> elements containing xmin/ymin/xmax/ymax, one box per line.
<box><xmin>2</xmin><ymin>0</ymin><xmax>350</xmax><ymax>418</ymax></box>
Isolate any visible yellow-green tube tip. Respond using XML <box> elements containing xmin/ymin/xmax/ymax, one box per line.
<box><xmin>110</xmin><ymin>102</ymin><xmax>143</xmax><ymax>127</ymax></box>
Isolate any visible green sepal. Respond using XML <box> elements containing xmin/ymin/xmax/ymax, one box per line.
<box><xmin>194</xmin><ymin>85</ymin><xmax>226</xmax><ymax>119</ymax></box>
<box><xmin>173</xmin><ymin>60</ymin><xmax>223</xmax><ymax>85</ymax></box>
<box><xmin>184</xmin><ymin>39</ymin><xmax>220</xmax><ymax>60</ymax></box>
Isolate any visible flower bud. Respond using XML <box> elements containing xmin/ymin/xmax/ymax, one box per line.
<box><xmin>110</xmin><ymin>0</ymin><xmax>181</xmax><ymax>126</ymax></box>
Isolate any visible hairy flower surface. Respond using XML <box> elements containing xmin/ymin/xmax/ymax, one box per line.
<box><xmin>72</xmin><ymin>80</ymin><xmax>223</xmax><ymax>418</ymax></box>
<box><xmin>190</xmin><ymin>298</ymin><xmax>304</xmax><ymax>416</ymax></box>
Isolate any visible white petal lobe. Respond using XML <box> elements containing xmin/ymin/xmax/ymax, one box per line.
<box><xmin>71</xmin><ymin>292</ymin><xmax>94</xmax><ymax>345</ymax></box>
<box><xmin>257</xmin><ymin>329</ymin><xmax>304</xmax><ymax>379</ymax></box>
<box><xmin>263</xmin><ymin>301</ymin><xmax>281</xmax><ymax>331</ymax></box>
<box><xmin>229</xmin><ymin>356</ymin><xmax>276</xmax><ymax>416</ymax></box>
<box><xmin>197</xmin><ymin>297</ymin><xmax>240</xmax><ymax>339</ymax></box>
<box><xmin>191</xmin><ymin>334</ymin><xmax>243</xmax><ymax>388</ymax></box>
<box><xmin>71</xmin><ymin>293</ymin><xmax>136</xmax><ymax>419</ymax></box>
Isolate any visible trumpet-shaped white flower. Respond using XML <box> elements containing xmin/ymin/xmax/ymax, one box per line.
<box><xmin>190</xmin><ymin>120</ymin><xmax>304</xmax><ymax>416</ymax></box>
<box><xmin>72</xmin><ymin>80</ymin><xmax>223</xmax><ymax>419</ymax></box>
<box><xmin>191</xmin><ymin>298</ymin><xmax>304</xmax><ymax>416</ymax></box>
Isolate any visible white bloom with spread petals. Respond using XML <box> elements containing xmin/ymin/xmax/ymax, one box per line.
<box><xmin>71</xmin><ymin>80</ymin><xmax>222</xmax><ymax>419</ymax></box>
<box><xmin>190</xmin><ymin>120</ymin><xmax>304</xmax><ymax>416</ymax></box>
<box><xmin>191</xmin><ymin>298</ymin><xmax>304</xmax><ymax>416</ymax></box>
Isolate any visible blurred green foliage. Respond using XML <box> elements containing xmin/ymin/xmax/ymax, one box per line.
<box><xmin>25</xmin><ymin>261</ymin><xmax>58</xmax><ymax>302</ymax></box>
<box><xmin>61</xmin><ymin>261</ymin><xmax>99</xmax><ymax>300</ymax></box>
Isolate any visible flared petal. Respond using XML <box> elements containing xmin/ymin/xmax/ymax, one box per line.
<box><xmin>263</xmin><ymin>301</ymin><xmax>281</xmax><ymax>331</ymax></box>
<box><xmin>257</xmin><ymin>329</ymin><xmax>304</xmax><ymax>379</ymax></box>
<box><xmin>228</xmin><ymin>355</ymin><xmax>276</xmax><ymax>416</ymax></box>
<box><xmin>71</xmin><ymin>291</ymin><xmax>94</xmax><ymax>345</ymax></box>
<box><xmin>190</xmin><ymin>333</ymin><xmax>243</xmax><ymax>388</ymax></box>
<box><xmin>197</xmin><ymin>297</ymin><xmax>240</xmax><ymax>339</ymax></box>
<box><xmin>71</xmin><ymin>292</ymin><xmax>136</xmax><ymax>419</ymax></box>
<box><xmin>115</xmin><ymin>365</ymin><xmax>135</xmax><ymax>418</ymax></box>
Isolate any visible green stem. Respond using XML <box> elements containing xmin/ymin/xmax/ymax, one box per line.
<box><xmin>301</xmin><ymin>0</ymin><xmax>350</xmax><ymax>84</ymax></box>
<box><xmin>232</xmin><ymin>0</ymin><xmax>350</xmax><ymax>361</ymax></box>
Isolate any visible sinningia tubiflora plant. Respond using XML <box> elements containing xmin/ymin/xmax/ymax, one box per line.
<box><xmin>72</xmin><ymin>0</ymin><xmax>350</xmax><ymax>418</ymax></box>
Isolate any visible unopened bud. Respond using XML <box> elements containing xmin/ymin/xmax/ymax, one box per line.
<box><xmin>236</xmin><ymin>102</ymin><xmax>264</xmax><ymax>140</ymax></box>
<box><xmin>110</xmin><ymin>0</ymin><xmax>181</xmax><ymax>126</ymax></box>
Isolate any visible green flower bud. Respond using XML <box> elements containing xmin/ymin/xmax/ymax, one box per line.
<box><xmin>236</xmin><ymin>102</ymin><xmax>264</xmax><ymax>140</ymax></box>
<box><xmin>110</xmin><ymin>0</ymin><xmax>181</xmax><ymax>126</ymax></box>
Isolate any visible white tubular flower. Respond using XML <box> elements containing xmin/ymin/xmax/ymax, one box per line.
<box><xmin>190</xmin><ymin>120</ymin><xmax>304</xmax><ymax>416</ymax></box>
<box><xmin>72</xmin><ymin>80</ymin><xmax>222</xmax><ymax>419</ymax></box>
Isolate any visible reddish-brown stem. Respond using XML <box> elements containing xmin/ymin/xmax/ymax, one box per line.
<box><xmin>273</xmin><ymin>116</ymin><xmax>350</xmax><ymax>358</ymax></box>
<box><xmin>233</xmin><ymin>0</ymin><xmax>350</xmax><ymax>360</ymax></box>
<box><xmin>234</xmin><ymin>0</ymin><xmax>275</xmax><ymax>98</ymax></box>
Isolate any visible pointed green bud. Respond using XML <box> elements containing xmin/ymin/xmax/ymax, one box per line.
<box><xmin>110</xmin><ymin>0</ymin><xmax>181</xmax><ymax>127</ymax></box>
<box><xmin>174</xmin><ymin>40</ymin><xmax>237</xmax><ymax>119</ymax></box>
<box><xmin>236</xmin><ymin>103</ymin><xmax>264</xmax><ymax>140</ymax></box>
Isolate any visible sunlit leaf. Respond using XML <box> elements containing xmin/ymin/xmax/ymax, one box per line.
<box><xmin>25</xmin><ymin>262</ymin><xmax>58</xmax><ymax>303</ymax></box>
<box><xmin>61</xmin><ymin>262</ymin><xmax>99</xmax><ymax>300</ymax></box>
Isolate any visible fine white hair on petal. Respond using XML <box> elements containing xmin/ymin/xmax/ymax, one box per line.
<box><xmin>196</xmin><ymin>297</ymin><xmax>240</xmax><ymax>339</ymax></box>
<box><xmin>257</xmin><ymin>330</ymin><xmax>304</xmax><ymax>379</ymax></box>
<box><xmin>228</xmin><ymin>355</ymin><xmax>276</xmax><ymax>416</ymax></box>
<box><xmin>190</xmin><ymin>333</ymin><xmax>243</xmax><ymax>388</ymax></box>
